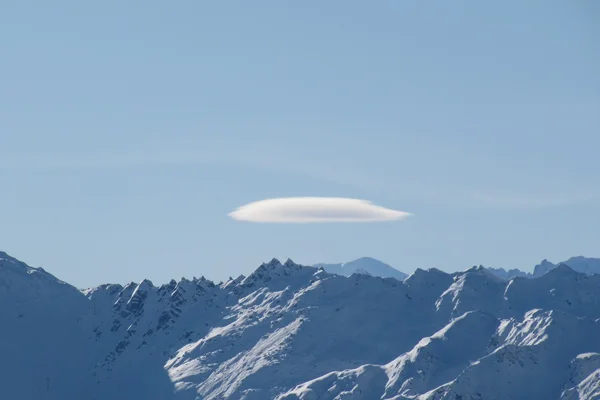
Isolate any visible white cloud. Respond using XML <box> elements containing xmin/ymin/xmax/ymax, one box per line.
<box><xmin>228</xmin><ymin>197</ymin><xmax>411</xmax><ymax>223</ymax></box>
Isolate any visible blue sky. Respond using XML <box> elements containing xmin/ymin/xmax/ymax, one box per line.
<box><xmin>1</xmin><ymin>1</ymin><xmax>599</xmax><ymax>287</ymax></box>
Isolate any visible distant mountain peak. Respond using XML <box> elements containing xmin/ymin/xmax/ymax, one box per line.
<box><xmin>138</xmin><ymin>278</ymin><xmax>154</xmax><ymax>288</ymax></box>
<box><xmin>262</xmin><ymin>258</ymin><xmax>283</xmax><ymax>268</ymax></box>
<box><xmin>463</xmin><ymin>265</ymin><xmax>487</xmax><ymax>273</ymax></box>
<box><xmin>545</xmin><ymin>262</ymin><xmax>579</xmax><ymax>278</ymax></box>
<box><xmin>343</xmin><ymin>256</ymin><xmax>379</xmax><ymax>264</ymax></box>
<box><xmin>458</xmin><ymin>264</ymin><xmax>504</xmax><ymax>282</ymax></box>
<box><xmin>314</xmin><ymin>257</ymin><xmax>408</xmax><ymax>280</ymax></box>
<box><xmin>486</xmin><ymin>256</ymin><xmax>600</xmax><ymax>281</ymax></box>
<box><xmin>284</xmin><ymin>258</ymin><xmax>299</xmax><ymax>268</ymax></box>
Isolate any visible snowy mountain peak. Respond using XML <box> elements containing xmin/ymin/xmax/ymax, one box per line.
<box><xmin>314</xmin><ymin>257</ymin><xmax>408</xmax><ymax>280</ymax></box>
<box><xmin>263</xmin><ymin>258</ymin><xmax>283</xmax><ymax>268</ymax></box>
<box><xmin>221</xmin><ymin>274</ymin><xmax>246</xmax><ymax>289</ymax></box>
<box><xmin>435</xmin><ymin>264</ymin><xmax>507</xmax><ymax>318</ymax></box>
<box><xmin>283</xmin><ymin>258</ymin><xmax>299</xmax><ymax>268</ymax></box>
<box><xmin>255</xmin><ymin>258</ymin><xmax>307</xmax><ymax>273</ymax></box>
<box><xmin>193</xmin><ymin>275</ymin><xmax>210</xmax><ymax>284</ymax></box>
<box><xmin>0</xmin><ymin>250</ymin><xmax>84</xmax><ymax>303</ymax></box>
<box><xmin>343</xmin><ymin>256</ymin><xmax>378</xmax><ymax>265</ymax></box>
<box><xmin>138</xmin><ymin>278</ymin><xmax>155</xmax><ymax>288</ymax></box>
<box><xmin>457</xmin><ymin>264</ymin><xmax>505</xmax><ymax>282</ymax></box>
<box><xmin>239</xmin><ymin>258</ymin><xmax>317</xmax><ymax>291</ymax></box>
<box><xmin>404</xmin><ymin>267</ymin><xmax>453</xmax><ymax>288</ymax></box>
<box><xmin>1</xmin><ymin>250</ymin><xmax>60</xmax><ymax>282</ymax></box>
<box><xmin>486</xmin><ymin>266</ymin><xmax>528</xmax><ymax>280</ymax></box>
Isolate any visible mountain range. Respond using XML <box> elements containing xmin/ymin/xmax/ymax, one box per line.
<box><xmin>2</xmin><ymin>250</ymin><xmax>600</xmax><ymax>399</ymax></box>
<box><xmin>315</xmin><ymin>256</ymin><xmax>600</xmax><ymax>282</ymax></box>
<box><xmin>487</xmin><ymin>256</ymin><xmax>600</xmax><ymax>280</ymax></box>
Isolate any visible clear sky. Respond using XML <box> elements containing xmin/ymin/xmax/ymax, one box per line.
<box><xmin>1</xmin><ymin>1</ymin><xmax>599</xmax><ymax>288</ymax></box>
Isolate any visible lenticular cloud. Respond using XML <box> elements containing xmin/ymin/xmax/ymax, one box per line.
<box><xmin>228</xmin><ymin>197</ymin><xmax>411</xmax><ymax>223</ymax></box>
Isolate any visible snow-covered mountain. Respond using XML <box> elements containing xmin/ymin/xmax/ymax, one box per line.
<box><xmin>487</xmin><ymin>256</ymin><xmax>600</xmax><ymax>280</ymax></box>
<box><xmin>0</xmin><ymin>251</ymin><xmax>94</xmax><ymax>400</ymax></box>
<box><xmin>313</xmin><ymin>257</ymin><xmax>408</xmax><ymax>280</ymax></box>
<box><xmin>2</xmin><ymin>250</ymin><xmax>600</xmax><ymax>399</ymax></box>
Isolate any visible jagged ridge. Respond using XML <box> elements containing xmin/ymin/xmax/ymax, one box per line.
<box><xmin>2</xmin><ymin>252</ymin><xmax>600</xmax><ymax>400</ymax></box>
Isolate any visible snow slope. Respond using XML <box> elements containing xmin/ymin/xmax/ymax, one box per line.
<box><xmin>561</xmin><ymin>353</ymin><xmax>600</xmax><ymax>400</ymax></box>
<box><xmin>313</xmin><ymin>257</ymin><xmax>408</xmax><ymax>280</ymax></box>
<box><xmin>2</xmin><ymin>250</ymin><xmax>600</xmax><ymax>399</ymax></box>
<box><xmin>278</xmin><ymin>311</ymin><xmax>499</xmax><ymax>400</ymax></box>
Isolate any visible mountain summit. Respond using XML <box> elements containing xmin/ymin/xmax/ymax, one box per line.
<box><xmin>313</xmin><ymin>256</ymin><xmax>408</xmax><ymax>280</ymax></box>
